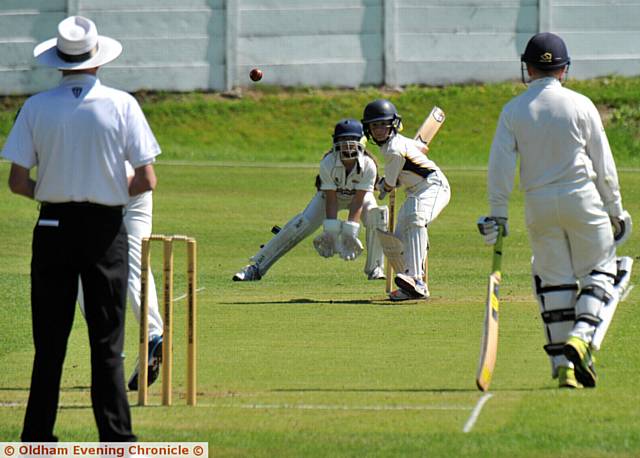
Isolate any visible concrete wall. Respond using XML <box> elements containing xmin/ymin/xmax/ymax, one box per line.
<box><xmin>0</xmin><ymin>0</ymin><xmax>639</xmax><ymax>95</ymax></box>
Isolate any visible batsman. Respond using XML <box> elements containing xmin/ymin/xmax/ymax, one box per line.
<box><xmin>478</xmin><ymin>32</ymin><xmax>633</xmax><ymax>389</ymax></box>
<box><xmin>362</xmin><ymin>100</ymin><xmax>451</xmax><ymax>301</ymax></box>
<box><xmin>233</xmin><ymin>118</ymin><xmax>388</xmax><ymax>282</ymax></box>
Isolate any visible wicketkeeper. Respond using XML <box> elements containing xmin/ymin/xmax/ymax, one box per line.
<box><xmin>233</xmin><ymin>119</ymin><xmax>388</xmax><ymax>281</ymax></box>
<box><xmin>478</xmin><ymin>32</ymin><xmax>633</xmax><ymax>389</ymax></box>
<box><xmin>362</xmin><ymin>99</ymin><xmax>451</xmax><ymax>301</ymax></box>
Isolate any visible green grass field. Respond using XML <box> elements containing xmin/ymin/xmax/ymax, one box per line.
<box><xmin>1</xmin><ymin>79</ymin><xmax>639</xmax><ymax>456</ymax></box>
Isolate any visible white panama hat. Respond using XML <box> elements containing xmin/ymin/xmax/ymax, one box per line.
<box><xmin>33</xmin><ymin>16</ymin><xmax>122</xmax><ymax>70</ymax></box>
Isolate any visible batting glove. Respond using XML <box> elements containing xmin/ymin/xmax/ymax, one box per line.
<box><xmin>338</xmin><ymin>221</ymin><xmax>364</xmax><ymax>261</ymax></box>
<box><xmin>610</xmin><ymin>210</ymin><xmax>632</xmax><ymax>246</ymax></box>
<box><xmin>376</xmin><ymin>177</ymin><xmax>392</xmax><ymax>200</ymax></box>
<box><xmin>313</xmin><ymin>219</ymin><xmax>341</xmax><ymax>257</ymax></box>
<box><xmin>477</xmin><ymin>216</ymin><xmax>508</xmax><ymax>245</ymax></box>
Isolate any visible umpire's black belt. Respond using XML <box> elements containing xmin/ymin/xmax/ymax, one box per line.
<box><xmin>40</xmin><ymin>201</ymin><xmax>124</xmax><ymax>215</ymax></box>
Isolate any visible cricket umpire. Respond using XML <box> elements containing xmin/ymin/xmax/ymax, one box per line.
<box><xmin>477</xmin><ymin>33</ymin><xmax>631</xmax><ymax>389</ymax></box>
<box><xmin>2</xmin><ymin>16</ymin><xmax>160</xmax><ymax>440</ymax></box>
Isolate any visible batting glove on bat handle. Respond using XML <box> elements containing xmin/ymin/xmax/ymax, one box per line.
<box><xmin>376</xmin><ymin>177</ymin><xmax>393</xmax><ymax>200</ymax></box>
<box><xmin>477</xmin><ymin>216</ymin><xmax>508</xmax><ymax>245</ymax></box>
<box><xmin>610</xmin><ymin>210</ymin><xmax>632</xmax><ymax>246</ymax></box>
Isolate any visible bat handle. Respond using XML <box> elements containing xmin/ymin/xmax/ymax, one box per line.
<box><xmin>492</xmin><ymin>227</ymin><xmax>504</xmax><ymax>273</ymax></box>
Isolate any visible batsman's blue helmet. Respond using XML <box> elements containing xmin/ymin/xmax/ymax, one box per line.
<box><xmin>521</xmin><ymin>32</ymin><xmax>570</xmax><ymax>70</ymax></box>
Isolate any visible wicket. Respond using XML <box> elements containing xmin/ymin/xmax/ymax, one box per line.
<box><xmin>138</xmin><ymin>234</ymin><xmax>197</xmax><ymax>406</ymax></box>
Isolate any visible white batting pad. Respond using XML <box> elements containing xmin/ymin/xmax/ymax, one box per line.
<box><xmin>377</xmin><ymin>229</ymin><xmax>407</xmax><ymax>275</ymax></box>
<box><xmin>592</xmin><ymin>256</ymin><xmax>634</xmax><ymax>350</ymax></box>
<box><xmin>251</xmin><ymin>213</ymin><xmax>313</xmax><ymax>274</ymax></box>
<box><xmin>364</xmin><ymin>206</ymin><xmax>388</xmax><ymax>274</ymax></box>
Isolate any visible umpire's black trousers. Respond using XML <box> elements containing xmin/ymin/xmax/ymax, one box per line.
<box><xmin>21</xmin><ymin>202</ymin><xmax>136</xmax><ymax>442</ymax></box>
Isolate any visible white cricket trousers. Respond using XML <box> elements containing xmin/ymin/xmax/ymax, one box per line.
<box><xmin>395</xmin><ymin>170</ymin><xmax>451</xmax><ymax>279</ymax></box>
<box><xmin>526</xmin><ymin>179</ymin><xmax>616</xmax><ymax>286</ymax></box>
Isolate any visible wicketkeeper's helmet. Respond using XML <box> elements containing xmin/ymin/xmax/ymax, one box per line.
<box><xmin>361</xmin><ymin>99</ymin><xmax>402</xmax><ymax>145</ymax></box>
<box><xmin>521</xmin><ymin>32</ymin><xmax>571</xmax><ymax>70</ymax></box>
<box><xmin>333</xmin><ymin>118</ymin><xmax>364</xmax><ymax>142</ymax></box>
<box><xmin>332</xmin><ymin>118</ymin><xmax>366</xmax><ymax>160</ymax></box>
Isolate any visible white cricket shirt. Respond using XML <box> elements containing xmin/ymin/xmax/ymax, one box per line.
<box><xmin>488</xmin><ymin>77</ymin><xmax>623</xmax><ymax>218</ymax></box>
<box><xmin>2</xmin><ymin>74</ymin><xmax>160</xmax><ymax>206</ymax></box>
<box><xmin>381</xmin><ymin>134</ymin><xmax>440</xmax><ymax>189</ymax></box>
<box><xmin>318</xmin><ymin>150</ymin><xmax>377</xmax><ymax>198</ymax></box>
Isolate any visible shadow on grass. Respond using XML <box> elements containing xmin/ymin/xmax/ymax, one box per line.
<box><xmin>224</xmin><ymin>298</ymin><xmax>427</xmax><ymax>306</ymax></box>
<box><xmin>272</xmin><ymin>387</ymin><xmax>478</xmax><ymax>393</ymax></box>
<box><xmin>225</xmin><ymin>298</ymin><xmax>375</xmax><ymax>305</ymax></box>
<box><xmin>269</xmin><ymin>386</ymin><xmax>558</xmax><ymax>393</ymax></box>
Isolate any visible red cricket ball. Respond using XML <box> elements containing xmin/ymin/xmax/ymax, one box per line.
<box><xmin>249</xmin><ymin>68</ymin><xmax>263</xmax><ymax>82</ymax></box>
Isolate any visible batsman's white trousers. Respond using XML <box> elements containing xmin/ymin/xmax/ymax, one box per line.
<box><xmin>395</xmin><ymin>170</ymin><xmax>451</xmax><ymax>279</ymax></box>
<box><xmin>79</xmin><ymin>191</ymin><xmax>164</xmax><ymax>338</ymax></box>
<box><xmin>526</xmin><ymin>179</ymin><xmax>616</xmax><ymax>287</ymax></box>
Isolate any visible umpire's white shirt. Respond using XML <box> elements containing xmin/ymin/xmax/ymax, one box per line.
<box><xmin>488</xmin><ymin>77</ymin><xmax>622</xmax><ymax>218</ymax></box>
<box><xmin>1</xmin><ymin>74</ymin><xmax>160</xmax><ymax>206</ymax></box>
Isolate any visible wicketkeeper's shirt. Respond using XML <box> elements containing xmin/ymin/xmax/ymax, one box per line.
<box><xmin>1</xmin><ymin>74</ymin><xmax>160</xmax><ymax>206</ymax></box>
<box><xmin>318</xmin><ymin>151</ymin><xmax>377</xmax><ymax>198</ymax></box>
<box><xmin>381</xmin><ymin>134</ymin><xmax>441</xmax><ymax>189</ymax></box>
<box><xmin>488</xmin><ymin>77</ymin><xmax>623</xmax><ymax>218</ymax></box>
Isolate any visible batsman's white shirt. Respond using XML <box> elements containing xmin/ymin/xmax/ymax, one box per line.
<box><xmin>488</xmin><ymin>76</ymin><xmax>620</xmax><ymax>282</ymax></box>
<box><xmin>318</xmin><ymin>150</ymin><xmax>377</xmax><ymax>196</ymax></box>
<box><xmin>2</xmin><ymin>74</ymin><xmax>160</xmax><ymax>205</ymax></box>
<box><xmin>381</xmin><ymin>134</ymin><xmax>441</xmax><ymax>189</ymax></box>
<box><xmin>488</xmin><ymin>77</ymin><xmax>622</xmax><ymax>219</ymax></box>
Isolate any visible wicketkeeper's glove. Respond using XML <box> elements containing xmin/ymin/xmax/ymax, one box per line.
<box><xmin>338</xmin><ymin>221</ymin><xmax>364</xmax><ymax>261</ymax></box>
<box><xmin>313</xmin><ymin>219</ymin><xmax>341</xmax><ymax>257</ymax></box>
<box><xmin>477</xmin><ymin>216</ymin><xmax>508</xmax><ymax>245</ymax></box>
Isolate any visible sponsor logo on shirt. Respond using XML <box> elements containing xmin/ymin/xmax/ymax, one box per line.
<box><xmin>72</xmin><ymin>87</ymin><xmax>83</xmax><ymax>98</ymax></box>
<box><xmin>337</xmin><ymin>188</ymin><xmax>356</xmax><ymax>196</ymax></box>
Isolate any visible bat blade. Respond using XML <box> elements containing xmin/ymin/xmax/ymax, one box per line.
<box><xmin>475</xmin><ymin>228</ymin><xmax>504</xmax><ymax>392</ymax></box>
<box><xmin>413</xmin><ymin>106</ymin><xmax>445</xmax><ymax>146</ymax></box>
<box><xmin>476</xmin><ymin>271</ymin><xmax>501</xmax><ymax>392</ymax></box>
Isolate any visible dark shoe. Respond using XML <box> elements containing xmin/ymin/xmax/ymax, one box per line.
<box><xmin>128</xmin><ymin>335</ymin><xmax>163</xmax><ymax>391</ymax></box>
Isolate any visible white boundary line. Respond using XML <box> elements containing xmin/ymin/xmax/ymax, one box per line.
<box><xmin>0</xmin><ymin>401</ymin><xmax>471</xmax><ymax>412</ymax></box>
<box><xmin>463</xmin><ymin>393</ymin><xmax>493</xmax><ymax>433</ymax></box>
<box><xmin>3</xmin><ymin>159</ymin><xmax>640</xmax><ymax>172</ymax></box>
<box><xmin>150</xmin><ymin>161</ymin><xmax>640</xmax><ymax>173</ymax></box>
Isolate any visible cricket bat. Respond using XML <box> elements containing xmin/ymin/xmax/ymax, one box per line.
<box><xmin>476</xmin><ymin>227</ymin><xmax>504</xmax><ymax>392</ymax></box>
<box><xmin>385</xmin><ymin>106</ymin><xmax>446</xmax><ymax>293</ymax></box>
<box><xmin>414</xmin><ymin>106</ymin><xmax>446</xmax><ymax>147</ymax></box>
